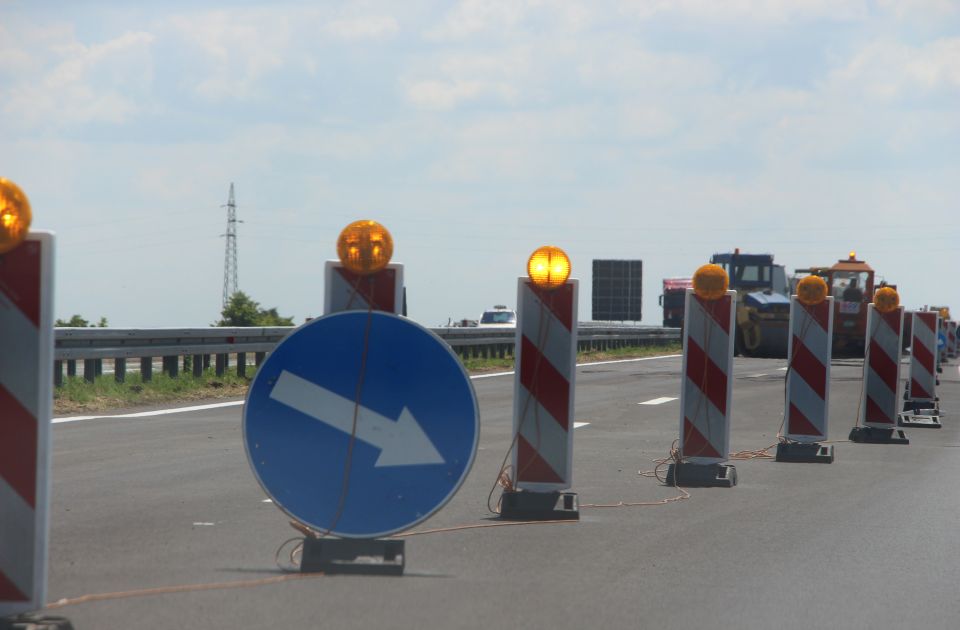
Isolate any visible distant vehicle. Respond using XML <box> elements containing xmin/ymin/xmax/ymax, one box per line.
<box><xmin>659</xmin><ymin>277</ymin><xmax>693</xmax><ymax>327</ymax></box>
<box><xmin>795</xmin><ymin>252</ymin><xmax>883</xmax><ymax>356</ymax></box>
<box><xmin>478</xmin><ymin>305</ymin><xmax>517</xmax><ymax>327</ymax></box>
<box><xmin>710</xmin><ymin>250</ymin><xmax>790</xmax><ymax>358</ymax></box>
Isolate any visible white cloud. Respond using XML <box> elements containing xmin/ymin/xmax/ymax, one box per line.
<box><xmin>1</xmin><ymin>29</ymin><xmax>155</xmax><ymax>128</ymax></box>
<box><xmin>831</xmin><ymin>38</ymin><xmax>960</xmax><ymax>99</ymax></box>
<box><xmin>165</xmin><ymin>10</ymin><xmax>290</xmax><ymax>101</ymax></box>
<box><xmin>325</xmin><ymin>15</ymin><xmax>399</xmax><ymax>39</ymax></box>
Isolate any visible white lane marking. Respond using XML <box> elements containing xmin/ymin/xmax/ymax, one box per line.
<box><xmin>54</xmin><ymin>354</ymin><xmax>684</xmax><ymax>423</ymax></box>
<box><xmin>637</xmin><ymin>397</ymin><xmax>678</xmax><ymax>406</ymax></box>
<box><xmin>745</xmin><ymin>373</ymin><xmax>768</xmax><ymax>378</ymax></box>
<box><xmin>53</xmin><ymin>400</ymin><xmax>244</xmax><ymax>423</ymax></box>
<box><xmin>777</xmin><ymin>367</ymin><xmax>789</xmax><ymax>371</ymax></box>
<box><xmin>269</xmin><ymin>370</ymin><xmax>444</xmax><ymax>467</ymax></box>
<box><xmin>471</xmin><ymin>353</ymin><xmax>682</xmax><ymax>380</ymax></box>
<box><xmin>261</xmin><ymin>499</ymin><xmax>273</xmax><ymax>503</ymax></box>
<box><xmin>193</xmin><ymin>522</ymin><xmax>215</xmax><ymax>527</ymax></box>
<box><xmin>573</xmin><ymin>422</ymin><xmax>590</xmax><ymax>428</ymax></box>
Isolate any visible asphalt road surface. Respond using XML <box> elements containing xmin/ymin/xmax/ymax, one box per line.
<box><xmin>40</xmin><ymin>354</ymin><xmax>960</xmax><ymax>629</ymax></box>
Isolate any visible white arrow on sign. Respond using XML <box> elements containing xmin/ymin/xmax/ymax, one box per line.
<box><xmin>269</xmin><ymin>370</ymin><xmax>445</xmax><ymax>467</ymax></box>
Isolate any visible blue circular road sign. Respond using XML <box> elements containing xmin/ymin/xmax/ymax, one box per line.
<box><xmin>938</xmin><ymin>332</ymin><xmax>947</xmax><ymax>348</ymax></box>
<box><xmin>244</xmin><ymin>311</ymin><xmax>479</xmax><ymax>538</ymax></box>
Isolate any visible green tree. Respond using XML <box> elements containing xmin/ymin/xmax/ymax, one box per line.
<box><xmin>217</xmin><ymin>291</ymin><xmax>294</xmax><ymax>326</ymax></box>
<box><xmin>55</xmin><ymin>314</ymin><xmax>110</xmax><ymax>327</ymax></box>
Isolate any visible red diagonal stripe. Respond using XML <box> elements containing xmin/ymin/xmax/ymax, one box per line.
<box><xmin>915</xmin><ymin>312</ymin><xmax>937</xmax><ymax>334</ymax></box>
<box><xmin>694</xmin><ymin>294</ymin><xmax>731</xmax><ymax>332</ymax></box>
<box><xmin>802</xmin><ymin>300</ymin><xmax>831</xmax><ymax>333</ymax></box>
<box><xmin>877</xmin><ymin>308</ymin><xmax>902</xmax><ymax>334</ymax></box>
<box><xmin>910</xmin><ymin>379</ymin><xmax>932</xmax><ymax>401</ymax></box>
<box><xmin>528</xmin><ymin>282</ymin><xmax>574</xmax><ymax>331</ymax></box>
<box><xmin>0</xmin><ymin>239</ymin><xmax>41</xmax><ymax>327</ymax></box>
<box><xmin>790</xmin><ymin>335</ymin><xmax>826</xmax><ymax>400</ymax></box>
<box><xmin>685</xmin><ymin>336</ymin><xmax>727</xmax><ymax>415</ymax></box>
<box><xmin>788</xmin><ymin>402</ymin><xmax>822</xmax><ymax>436</ymax></box>
<box><xmin>520</xmin><ymin>334</ymin><xmax>570</xmax><ymax>430</ymax></box>
<box><xmin>0</xmin><ymin>568</ymin><xmax>29</xmax><ymax>602</ymax></box>
<box><xmin>868</xmin><ymin>340</ymin><xmax>898</xmax><ymax>391</ymax></box>
<box><xmin>681</xmin><ymin>417</ymin><xmax>722</xmax><ymax>459</ymax></box>
<box><xmin>516</xmin><ymin>434</ymin><xmax>564</xmax><ymax>484</ymax></box>
<box><xmin>0</xmin><ymin>383</ymin><xmax>37</xmax><ymax>508</ymax></box>
<box><xmin>865</xmin><ymin>395</ymin><xmax>894</xmax><ymax>424</ymax></box>
<box><xmin>334</xmin><ymin>267</ymin><xmax>396</xmax><ymax>312</ymax></box>
<box><xmin>912</xmin><ymin>336</ymin><xmax>935</xmax><ymax>374</ymax></box>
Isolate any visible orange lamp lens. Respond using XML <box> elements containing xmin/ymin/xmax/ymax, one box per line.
<box><xmin>796</xmin><ymin>275</ymin><xmax>829</xmax><ymax>306</ymax></box>
<box><xmin>336</xmin><ymin>220</ymin><xmax>393</xmax><ymax>275</ymax></box>
<box><xmin>527</xmin><ymin>246</ymin><xmax>571</xmax><ymax>289</ymax></box>
<box><xmin>873</xmin><ymin>287</ymin><xmax>900</xmax><ymax>313</ymax></box>
<box><xmin>0</xmin><ymin>178</ymin><xmax>32</xmax><ymax>255</ymax></box>
<box><xmin>692</xmin><ymin>264</ymin><xmax>729</xmax><ymax>300</ymax></box>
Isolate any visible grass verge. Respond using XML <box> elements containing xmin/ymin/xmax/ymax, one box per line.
<box><xmin>54</xmin><ymin>342</ymin><xmax>682</xmax><ymax>415</ymax></box>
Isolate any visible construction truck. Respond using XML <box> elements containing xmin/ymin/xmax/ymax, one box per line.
<box><xmin>659</xmin><ymin>277</ymin><xmax>693</xmax><ymax>327</ymax></box>
<box><xmin>710</xmin><ymin>250</ymin><xmax>790</xmax><ymax>357</ymax></box>
<box><xmin>794</xmin><ymin>252</ymin><xmax>878</xmax><ymax>355</ymax></box>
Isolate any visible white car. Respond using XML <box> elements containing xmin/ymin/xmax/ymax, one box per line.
<box><xmin>478</xmin><ymin>305</ymin><xmax>516</xmax><ymax>327</ymax></box>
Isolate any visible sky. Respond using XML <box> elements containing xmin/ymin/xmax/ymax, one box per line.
<box><xmin>1</xmin><ymin>0</ymin><xmax>958</xmax><ymax>328</ymax></box>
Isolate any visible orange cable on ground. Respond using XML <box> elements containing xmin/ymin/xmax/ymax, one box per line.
<box><xmin>45</xmin><ymin>573</ymin><xmax>325</xmax><ymax>610</ymax></box>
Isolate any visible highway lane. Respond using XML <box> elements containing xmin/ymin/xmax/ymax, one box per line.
<box><xmin>42</xmin><ymin>356</ymin><xmax>960</xmax><ymax>629</ymax></box>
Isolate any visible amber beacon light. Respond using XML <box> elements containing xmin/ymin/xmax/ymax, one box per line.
<box><xmin>0</xmin><ymin>178</ymin><xmax>32</xmax><ymax>254</ymax></box>
<box><xmin>336</xmin><ymin>220</ymin><xmax>393</xmax><ymax>275</ymax></box>
<box><xmin>797</xmin><ymin>275</ymin><xmax>829</xmax><ymax>306</ymax></box>
<box><xmin>873</xmin><ymin>287</ymin><xmax>900</xmax><ymax>313</ymax></box>
<box><xmin>527</xmin><ymin>245</ymin><xmax>571</xmax><ymax>290</ymax></box>
<box><xmin>692</xmin><ymin>264</ymin><xmax>729</xmax><ymax>300</ymax></box>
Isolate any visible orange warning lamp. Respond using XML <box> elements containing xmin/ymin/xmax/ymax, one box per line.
<box><xmin>692</xmin><ymin>264</ymin><xmax>729</xmax><ymax>300</ymax></box>
<box><xmin>336</xmin><ymin>220</ymin><xmax>393</xmax><ymax>275</ymax></box>
<box><xmin>797</xmin><ymin>276</ymin><xmax>829</xmax><ymax>306</ymax></box>
<box><xmin>873</xmin><ymin>287</ymin><xmax>900</xmax><ymax>313</ymax></box>
<box><xmin>939</xmin><ymin>307</ymin><xmax>950</xmax><ymax>320</ymax></box>
<box><xmin>0</xmin><ymin>178</ymin><xmax>32</xmax><ymax>255</ymax></box>
<box><xmin>527</xmin><ymin>246</ymin><xmax>570</xmax><ymax>290</ymax></box>
<box><xmin>848</xmin><ymin>250</ymin><xmax>856</xmax><ymax>261</ymax></box>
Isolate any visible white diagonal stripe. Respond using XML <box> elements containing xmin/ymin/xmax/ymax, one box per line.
<box><xmin>515</xmin><ymin>384</ymin><xmax>570</xmax><ymax>483</ymax></box>
<box><xmin>327</xmin><ymin>270</ymin><xmax>372</xmax><ymax>314</ymax></box>
<box><xmin>0</xmin><ymin>477</ymin><xmax>36</xmax><ymax>600</ymax></box>
<box><xmin>790</xmin><ymin>299</ymin><xmax>830</xmax><ymax>362</ymax></box>
<box><xmin>786</xmin><ymin>366</ymin><xmax>828</xmax><ymax>441</ymax></box>
<box><xmin>684</xmin><ymin>291</ymin><xmax>731</xmax><ymax>366</ymax></box>
<box><xmin>0</xmin><ymin>290</ymin><xmax>40</xmax><ymax>418</ymax></box>
<box><xmin>868</xmin><ymin>306</ymin><xmax>902</xmax><ymax>353</ymax></box>
<box><xmin>519</xmin><ymin>282</ymin><xmax>575</xmax><ymax>382</ymax></box>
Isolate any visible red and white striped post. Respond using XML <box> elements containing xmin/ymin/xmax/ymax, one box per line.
<box><xmin>0</xmin><ymin>232</ymin><xmax>55</xmax><ymax>618</ymax></box>
<box><xmin>501</xmin><ymin>246</ymin><xmax>579</xmax><ymax>520</ymax></box>
<box><xmin>949</xmin><ymin>321</ymin><xmax>958</xmax><ymax>360</ymax></box>
<box><xmin>776</xmin><ymin>291</ymin><xmax>836</xmax><ymax>463</ymax></box>
<box><xmin>904</xmin><ymin>312</ymin><xmax>939</xmax><ymax>405</ymax></box>
<box><xmin>324</xmin><ymin>220</ymin><xmax>403</xmax><ymax>316</ymax></box>
<box><xmin>324</xmin><ymin>261</ymin><xmax>403</xmax><ymax>315</ymax></box>
<box><xmin>666</xmin><ymin>263</ymin><xmax>737</xmax><ymax>487</ymax></box>
<box><xmin>849</xmin><ymin>297</ymin><xmax>909</xmax><ymax>444</ymax></box>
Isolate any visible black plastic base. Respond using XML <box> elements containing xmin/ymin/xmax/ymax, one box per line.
<box><xmin>300</xmin><ymin>537</ymin><xmax>404</xmax><ymax>576</ymax></box>
<box><xmin>665</xmin><ymin>462</ymin><xmax>737</xmax><ymax>487</ymax></box>
<box><xmin>848</xmin><ymin>426</ymin><xmax>909</xmax><ymax>444</ymax></box>
<box><xmin>0</xmin><ymin>615</ymin><xmax>74</xmax><ymax>630</ymax></box>
<box><xmin>902</xmin><ymin>397</ymin><xmax>940</xmax><ymax>416</ymax></box>
<box><xmin>500</xmin><ymin>490</ymin><xmax>580</xmax><ymax>521</ymax></box>
<box><xmin>775</xmin><ymin>442</ymin><xmax>835</xmax><ymax>463</ymax></box>
<box><xmin>898</xmin><ymin>412</ymin><xmax>942</xmax><ymax>429</ymax></box>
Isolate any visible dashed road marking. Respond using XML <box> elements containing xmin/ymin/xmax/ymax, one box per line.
<box><xmin>637</xmin><ymin>397</ymin><xmax>678</xmax><ymax>405</ymax></box>
<box><xmin>573</xmin><ymin>422</ymin><xmax>590</xmax><ymax>428</ymax></box>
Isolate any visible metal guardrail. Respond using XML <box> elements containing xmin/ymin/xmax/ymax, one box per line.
<box><xmin>53</xmin><ymin>324</ymin><xmax>680</xmax><ymax>385</ymax></box>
